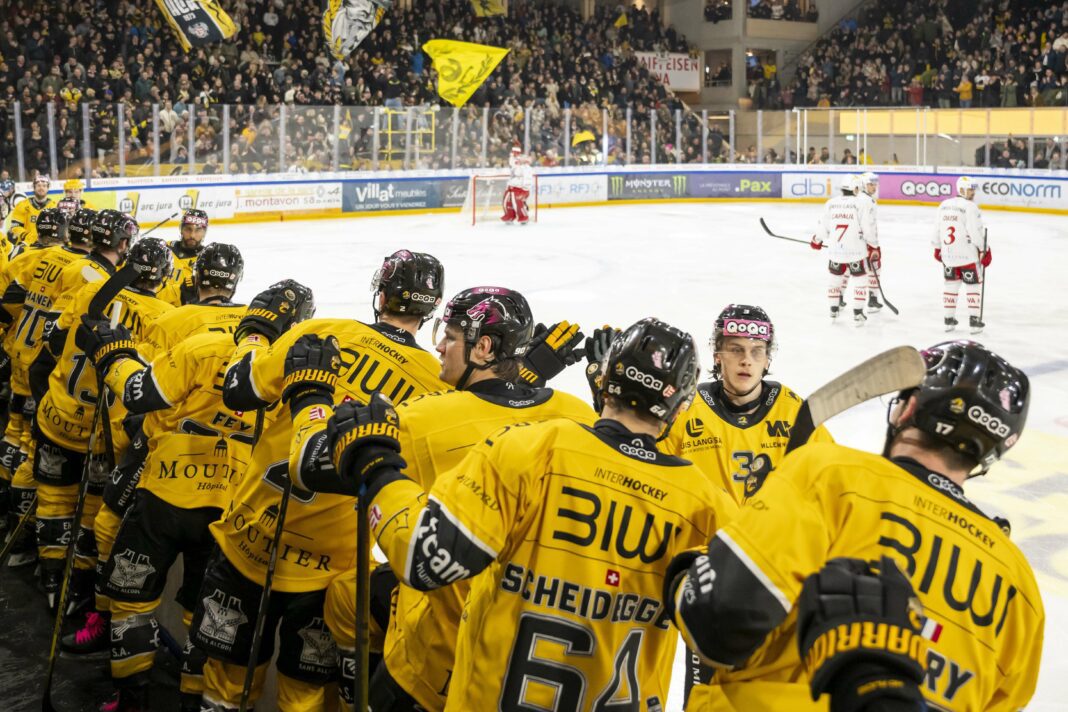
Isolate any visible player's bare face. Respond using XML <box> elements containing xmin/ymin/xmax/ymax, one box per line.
<box><xmin>435</xmin><ymin>324</ymin><xmax>466</xmax><ymax>386</ymax></box>
<box><xmin>717</xmin><ymin>337</ymin><xmax>768</xmax><ymax>397</ymax></box>
<box><xmin>180</xmin><ymin>225</ymin><xmax>206</xmax><ymax>248</ymax></box>
<box><xmin>34</xmin><ymin>183</ymin><xmax>48</xmax><ymax>199</ymax></box>
<box><xmin>65</xmin><ymin>190</ymin><xmax>81</xmax><ymax>201</ymax></box>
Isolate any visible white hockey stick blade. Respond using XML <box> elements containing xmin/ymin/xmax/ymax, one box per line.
<box><xmin>786</xmin><ymin>346</ymin><xmax>927</xmax><ymax>453</ymax></box>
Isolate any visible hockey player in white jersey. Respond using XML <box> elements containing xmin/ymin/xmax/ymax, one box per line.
<box><xmin>858</xmin><ymin>171</ymin><xmax>884</xmax><ymax>312</ymax></box>
<box><xmin>810</xmin><ymin>175</ymin><xmax>879</xmax><ymax>325</ymax></box>
<box><xmin>934</xmin><ymin>175</ymin><xmax>989</xmax><ymax>333</ymax></box>
<box><xmin>501</xmin><ymin>145</ymin><xmax>533</xmax><ymax>225</ymax></box>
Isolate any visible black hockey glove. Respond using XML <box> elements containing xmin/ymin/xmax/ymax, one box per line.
<box><xmin>518</xmin><ymin>320</ymin><xmax>585</xmax><ymax>386</ymax></box>
<box><xmin>76</xmin><ymin>316</ymin><xmax>138</xmax><ymax>373</ymax></box>
<box><xmin>797</xmin><ymin>556</ymin><xmax>927</xmax><ymax>712</ymax></box>
<box><xmin>235</xmin><ymin>279</ymin><xmax>315</xmax><ymax>343</ymax></box>
<box><xmin>661</xmin><ymin>548</ymin><xmax>705</xmax><ymax>620</ymax></box>
<box><xmin>583</xmin><ymin>325</ymin><xmax>620</xmax><ymax>411</ymax></box>
<box><xmin>282</xmin><ymin>334</ymin><xmax>341</xmax><ymax>412</ymax></box>
<box><xmin>329</xmin><ymin>392</ymin><xmax>407</xmax><ymax>496</ymax></box>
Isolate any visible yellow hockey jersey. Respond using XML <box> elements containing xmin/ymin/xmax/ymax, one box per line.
<box><xmin>48</xmin><ymin>252</ymin><xmax>113</xmax><ymax>315</ymax></box>
<box><xmin>139</xmin><ymin>301</ymin><xmax>244</xmax><ymax>357</ymax></box>
<box><xmin>662</xmin><ymin>380</ymin><xmax>833</xmax><ymax>504</ymax></box>
<box><xmin>155</xmin><ymin>241</ymin><xmax>200</xmax><ymax>306</ymax></box>
<box><xmin>368</xmin><ymin>418</ymin><xmax>738</xmax><ymax>712</ymax></box>
<box><xmin>105</xmin><ymin>332</ymin><xmax>256</xmax><ymax>510</ymax></box>
<box><xmin>37</xmin><ymin>278</ymin><xmax>173</xmax><ymax>451</ymax></box>
<box><xmin>212</xmin><ymin>319</ymin><xmax>447</xmax><ymax>593</ymax></box>
<box><xmin>7</xmin><ymin>196</ymin><xmax>54</xmax><ymax>245</ymax></box>
<box><xmin>5</xmin><ymin>246</ymin><xmax>89</xmax><ymax>395</ymax></box>
<box><xmin>675</xmin><ymin>443</ymin><xmax>1044</xmax><ymax>712</ymax></box>
<box><xmin>382</xmin><ymin>380</ymin><xmax>596</xmax><ymax>710</ymax></box>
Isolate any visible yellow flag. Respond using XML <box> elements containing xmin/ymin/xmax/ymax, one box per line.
<box><xmin>423</xmin><ymin>40</ymin><xmax>510</xmax><ymax>108</ymax></box>
<box><xmin>571</xmin><ymin>130</ymin><xmax>595</xmax><ymax>146</ymax></box>
<box><xmin>614</xmin><ymin>12</ymin><xmax>628</xmax><ymax>27</ymax></box>
<box><xmin>469</xmin><ymin>0</ymin><xmax>506</xmax><ymax>17</ymax></box>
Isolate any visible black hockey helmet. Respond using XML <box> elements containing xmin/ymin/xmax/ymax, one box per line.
<box><xmin>194</xmin><ymin>243</ymin><xmax>244</xmax><ymax>295</ymax></box>
<box><xmin>371</xmin><ymin>249</ymin><xmax>444</xmax><ymax>323</ymax></box>
<box><xmin>598</xmin><ymin>317</ymin><xmax>699</xmax><ymax>424</ymax></box>
<box><xmin>68</xmin><ymin>208</ymin><xmax>96</xmax><ymax>248</ymax></box>
<box><xmin>437</xmin><ymin>286</ymin><xmax>535</xmax><ymax>359</ymax></box>
<box><xmin>90</xmin><ymin>209</ymin><xmax>139</xmax><ymax>252</ymax></box>
<box><xmin>901</xmin><ymin>340</ymin><xmax>1029</xmax><ymax>473</ymax></box>
<box><xmin>56</xmin><ymin>197</ymin><xmax>80</xmax><ymax>217</ymax></box>
<box><xmin>711</xmin><ymin>304</ymin><xmax>774</xmax><ymax>379</ymax></box>
<box><xmin>181</xmin><ymin>208</ymin><xmax>209</xmax><ymax>232</ymax></box>
<box><xmin>127</xmin><ymin>237</ymin><xmax>174</xmax><ymax>288</ymax></box>
<box><xmin>35</xmin><ymin>208</ymin><xmax>68</xmax><ymax>244</ymax></box>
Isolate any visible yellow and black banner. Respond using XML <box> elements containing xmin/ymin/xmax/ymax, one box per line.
<box><xmin>423</xmin><ymin>39</ymin><xmax>509</xmax><ymax>108</ymax></box>
<box><xmin>470</xmin><ymin>0</ymin><xmax>506</xmax><ymax>17</ymax></box>
<box><xmin>153</xmin><ymin>0</ymin><xmax>237</xmax><ymax>53</ymax></box>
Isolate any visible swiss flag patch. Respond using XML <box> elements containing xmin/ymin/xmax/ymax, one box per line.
<box><xmin>368</xmin><ymin>504</ymin><xmax>383</xmax><ymax>529</ymax></box>
<box><xmin>605</xmin><ymin>569</ymin><xmax>621</xmax><ymax>587</ymax></box>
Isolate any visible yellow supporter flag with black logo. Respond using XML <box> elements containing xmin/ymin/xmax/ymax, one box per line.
<box><xmin>153</xmin><ymin>0</ymin><xmax>236</xmax><ymax>52</ymax></box>
<box><xmin>614</xmin><ymin>11</ymin><xmax>628</xmax><ymax>27</ymax></box>
<box><xmin>470</xmin><ymin>0</ymin><xmax>506</xmax><ymax>17</ymax></box>
<box><xmin>423</xmin><ymin>39</ymin><xmax>509</xmax><ymax>108</ymax></box>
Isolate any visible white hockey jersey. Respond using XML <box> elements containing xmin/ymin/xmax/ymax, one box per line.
<box><xmin>817</xmin><ymin>193</ymin><xmax>877</xmax><ymax>264</ymax></box>
<box><xmin>934</xmin><ymin>196</ymin><xmax>986</xmax><ymax>267</ymax></box>
<box><xmin>507</xmin><ymin>154</ymin><xmax>533</xmax><ymax>191</ymax></box>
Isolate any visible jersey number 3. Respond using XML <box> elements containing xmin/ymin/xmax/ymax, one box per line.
<box><xmin>502</xmin><ymin>612</ymin><xmax>644</xmax><ymax>711</ymax></box>
<box><xmin>943</xmin><ymin>226</ymin><xmax>956</xmax><ymax>245</ymax></box>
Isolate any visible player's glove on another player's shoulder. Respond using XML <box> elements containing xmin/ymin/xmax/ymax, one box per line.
<box><xmin>328</xmin><ymin>392</ymin><xmax>408</xmax><ymax>498</ymax></box>
<box><xmin>235</xmin><ymin>279</ymin><xmax>315</xmax><ymax>343</ymax></box>
<box><xmin>519</xmin><ymin>320</ymin><xmax>585</xmax><ymax>386</ymax></box>
<box><xmin>76</xmin><ymin>316</ymin><xmax>138</xmax><ymax>373</ymax></box>
<box><xmin>282</xmin><ymin>333</ymin><xmax>341</xmax><ymax>413</ymax></box>
<box><xmin>797</xmin><ymin>556</ymin><xmax>927</xmax><ymax>712</ymax></box>
<box><xmin>583</xmin><ymin>326</ymin><xmax>620</xmax><ymax>411</ymax></box>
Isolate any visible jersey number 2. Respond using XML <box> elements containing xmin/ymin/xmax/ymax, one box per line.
<box><xmin>501</xmin><ymin>612</ymin><xmax>643</xmax><ymax>711</ymax></box>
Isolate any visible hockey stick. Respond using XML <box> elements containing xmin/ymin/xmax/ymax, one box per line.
<box><xmin>0</xmin><ymin>491</ymin><xmax>36</xmax><ymax>566</ymax></box>
<box><xmin>354</xmin><ymin>485</ymin><xmax>371</xmax><ymax>711</ymax></box>
<box><xmin>785</xmin><ymin>346</ymin><xmax>926</xmax><ymax>454</ymax></box>
<box><xmin>139</xmin><ymin>212</ymin><xmax>179</xmax><ymax>238</ymax></box>
<box><xmin>238</xmin><ymin>465</ymin><xmax>292</xmax><ymax>712</ymax></box>
<box><xmin>866</xmin><ymin>258</ymin><xmax>900</xmax><ymax>315</ymax></box>
<box><xmin>978</xmin><ymin>229</ymin><xmax>988</xmax><ymax>327</ymax></box>
<box><xmin>760</xmin><ymin>218</ymin><xmax>823</xmax><ymax>248</ymax></box>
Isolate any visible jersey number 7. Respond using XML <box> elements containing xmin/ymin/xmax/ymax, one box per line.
<box><xmin>834</xmin><ymin>224</ymin><xmax>849</xmax><ymax>241</ymax></box>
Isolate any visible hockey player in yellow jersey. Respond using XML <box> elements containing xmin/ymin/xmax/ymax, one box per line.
<box><xmin>69</xmin><ymin>245</ymin><xmax>251</xmax><ymax>710</ymax></box>
<box><xmin>188</xmin><ymin>250</ymin><xmax>447</xmax><ymax>712</ymax></box>
<box><xmin>157</xmin><ymin>208</ymin><xmax>209</xmax><ymax>306</ymax></box>
<box><xmin>63</xmin><ymin>178</ymin><xmax>93</xmax><ymax>210</ymax></box>
<box><xmin>0</xmin><ymin>208</ymin><xmax>91</xmax><ymax>569</ymax></box>
<box><xmin>31</xmin><ymin>231</ymin><xmax>173</xmax><ymax>612</ymax></box>
<box><xmin>313</xmin><ymin>287</ymin><xmax>593</xmax><ymax>711</ymax></box>
<box><xmin>663</xmin><ymin>304</ymin><xmax>832</xmax><ymax>505</ymax></box>
<box><xmin>7</xmin><ymin>174</ymin><xmax>55</xmax><ymax>248</ymax></box>
<box><xmin>322</xmin><ymin>317</ymin><xmax>737</xmax><ymax>712</ymax></box>
<box><xmin>46</xmin><ymin>209</ymin><xmax>132</xmax><ymax>317</ymax></box>
<box><xmin>668</xmin><ymin>340</ymin><xmax>1043</xmax><ymax>712</ymax></box>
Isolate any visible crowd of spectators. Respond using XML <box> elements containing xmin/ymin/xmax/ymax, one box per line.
<box><xmin>747</xmin><ymin>0</ymin><xmax>819</xmax><ymax>22</ymax></box>
<box><xmin>0</xmin><ymin>0</ymin><xmax>710</xmax><ymax>177</ymax></box>
<box><xmin>750</xmin><ymin>0</ymin><xmax>1068</xmax><ymax>110</ymax></box>
<box><xmin>704</xmin><ymin>0</ymin><xmax>733</xmax><ymax>23</ymax></box>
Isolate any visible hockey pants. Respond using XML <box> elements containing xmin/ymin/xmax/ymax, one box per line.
<box><xmin>942</xmin><ymin>263</ymin><xmax>983</xmax><ymax>320</ymax></box>
<box><xmin>324</xmin><ymin>564</ymin><xmax>394</xmax><ymax>710</ymax></box>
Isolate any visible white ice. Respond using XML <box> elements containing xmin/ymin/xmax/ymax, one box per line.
<box><xmin>217</xmin><ymin>201</ymin><xmax>1068</xmax><ymax>710</ymax></box>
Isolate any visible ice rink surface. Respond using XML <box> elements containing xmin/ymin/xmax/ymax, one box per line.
<box><xmin>218</xmin><ymin>200</ymin><xmax>1067</xmax><ymax>710</ymax></box>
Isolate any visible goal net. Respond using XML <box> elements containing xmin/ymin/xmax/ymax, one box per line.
<box><xmin>461</xmin><ymin>174</ymin><xmax>539</xmax><ymax>225</ymax></box>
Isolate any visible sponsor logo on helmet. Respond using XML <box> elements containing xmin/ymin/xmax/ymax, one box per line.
<box><xmin>998</xmin><ymin>388</ymin><xmax>1013</xmax><ymax>411</ymax></box>
<box><xmin>723</xmin><ymin>318</ymin><xmax>771</xmax><ymax>340</ymax></box>
<box><xmin>284</xmin><ymin>289</ymin><xmax>296</xmax><ymax>300</ymax></box>
<box><xmin>407</xmin><ymin>291</ymin><xmax>437</xmax><ymax>304</ymax></box>
<box><xmin>948</xmin><ymin>397</ymin><xmax>965</xmax><ymax>414</ymax></box>
<box><xmin>967</xmin><ymin>405</ymin><xmax>1010</xmax><ymax>437</ymax></box>
<box><xmin>207</xmin><ymin>269</ymin><xmax>233</xmax><ymax>278</ymax></box>
<box><xmin>624</xmin><ymin>366</ymin><xmax>663</xmax><ymax>390</ymax></box>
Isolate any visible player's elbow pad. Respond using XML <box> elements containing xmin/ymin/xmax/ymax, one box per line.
<box><xmin>674</xmin><ymin>535</ymin><xmax>790</xmax><ymax>668</ymax></box>
<box><xmin>291</xmin><ymin>430</ymin><xmax>357</xmax><ymax>496</ymax></box>
<box><xmin>29</xmin><ymin>350</ymin><xmax>57</xmax><ymax>404</ymax></box>
<box><xmin>401</xmin><ymin>498</ymin><xmax>495</xmax><ymax>591</ymax></box>
<box><xmin>222</xmin><ymin>354</ymin><xmax>270</xmax><ymax>411</ymax></box>
<box><xmin>1</xmin><ymin>282</ymin><xmax>27</xmax><ymax>306</ymax></box>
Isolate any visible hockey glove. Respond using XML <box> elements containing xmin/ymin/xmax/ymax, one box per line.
<box><xmin>76</xmin><ymin>316</ymin><xmax>138</xmax><ymax>373</ymax></box>
<box><xmin>981</xmin><ymin>248</ymin><xmax>992</xmax><ymax>267</ymax></box>
<box><xmin>661</xmin><ymin>549</ymin><xmax>704</xmax><ymax>620</ymax></box>
<box><xmin>282</xmin><ymin>334</ymin><xmax>341</xmax><ymax>412</ymax></box>
<box><xmin>329</xmin><ymin>392</ymin><xmax>407</xmax><ymax>495</ymax></box>
<box><xmin>810</xmin><ymin>237</ymin><xmax>824</xmax><ymax>251</ymax></box>
<box><xmin>933</xmin><ymin>248</ymin><xmax>941</xmax><ymax>262</ymax></box>
<box><xmin>519</xmin><ymin>321</ymin><xmax>585</xmax><ymax>386</ymax></box>
<box><xmin>797</xmin><ymin>556</ymin><xmax>927</xmax><ymax>712</ymax></box>
<box><xmin>235</xmin><ymin>279</ymin><xmax>315</xmax><ymax>343</ymax></box>
<box><xmin>866</xmin><ymin>245</ymin><xmax>881</xmax><ymax>271</ymax></box>
<box><xmin>583</xmin><ymin>326</ymin><xmax>620</xmax><ymax>411</ymax></box>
